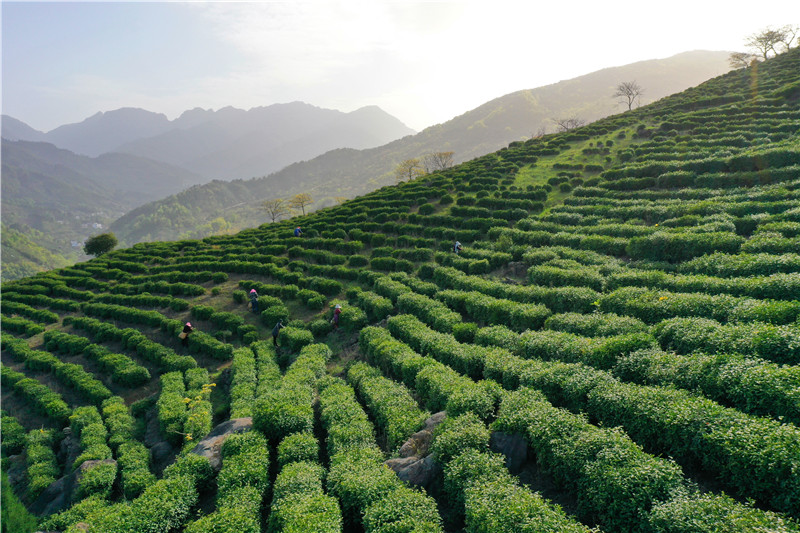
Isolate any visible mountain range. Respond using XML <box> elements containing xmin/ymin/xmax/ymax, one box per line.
<box><xmin>1</xmin><ymin>50</ymin><xmax>733</xmax><ymax>279</ymax></box>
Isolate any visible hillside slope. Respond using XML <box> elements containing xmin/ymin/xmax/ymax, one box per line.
<box><xmin>2</xmin><ymin>48</ymin><xmax>800</xmax><ymax>532</ymax></box>
<box><xmin>0</xmin><ymin>140</ymin><xmax>206</xmax><ymax>280</ymax></box>
<box><xmin>111</xmin><ymin>50</ymin><xmax>733</xmax><ymax>245</ymax></box>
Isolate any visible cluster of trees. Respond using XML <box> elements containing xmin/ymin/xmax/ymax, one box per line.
<box><xmin>730</xmin><ymin>25</ymin><xmax>798</xmax><ymax>68</ymax></box>
<box><xmin>262</xmin><ymin>193</ymin><xmax>314</xmax><ymax>223</ymax></box>
<box><xmin>393</xmin><ymin>151</ymin><xmax>455</xmax><ymax>184</ymax></box>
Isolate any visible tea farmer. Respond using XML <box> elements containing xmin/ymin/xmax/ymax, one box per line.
<box><xmin>272</xmin><ymin>320</ymin><xmax>284</xmax><ymax>347</ymax></box>
<box><xmin>454</xmin><ymin>241</ymin><xmax>462</xmax><ymax>255</ymax></box>
<box><xmin>249</xmin><ymin>289</ymin><xmax>259</xmax><ymax>313</ymax></box>
<box><xmin>180</xmin><ymin>322</ymin><xmax>193</xmax><ymax>347</ymax></box>
<box><xmin>294</xmin><ymin>226</ymin><xmax>303</xmax><ymax>237</ymax></box>
<box><xmin>331</xmin><ymin>304</ymin><xmax>342</xmax><ymax>330</ymax></box>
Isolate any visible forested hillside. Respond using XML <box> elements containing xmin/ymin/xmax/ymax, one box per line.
<box><xmin>1</xmin><ymin>48</ymin><xmax>799</xmax><ymax>532</ymax></box>
<box><xmin>110</xmin><ymin>51</ymin><xmax>733</xmax><ymax>245</ymax></box>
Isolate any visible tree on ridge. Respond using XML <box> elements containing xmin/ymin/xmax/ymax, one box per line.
<box><xmin>394</xmin><ymin>158</ymin><xmax>426</xmax><ymax>183</ymax></box>
<box><xmin>84</xmin><ymin>233</ymin><xmax>118</xmax><ymax>257</ymax></box>
<box><xmin>263</xmin><ymin>198</ymin><xmax>291</xmax><ymax>223</ymax></box>
<box><xmin>614</xmin><ymin>81</ymin><xmax>644</xmax><ymax>111</ymax></box>
<box><xmin>289</xmin><ymin>193</ymin><xmax>313</xmax><ymax>216</ymax></box>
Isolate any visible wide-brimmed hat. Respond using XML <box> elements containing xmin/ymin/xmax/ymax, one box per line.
<box><xmin>335</xmin><ymin>304</ymin><xmax>341</xmax><ymax>309</ymax></box>
<box><xmin>250</xmin><ymin>289</ymin><xmax>256</xmax><ymax>293</ymax></box>
<box><xmin>185</xmin><ymin>322</ymin><xmax>192</xmax><ymax>327</ymax></box>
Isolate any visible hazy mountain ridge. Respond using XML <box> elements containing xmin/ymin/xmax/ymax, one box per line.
<box><xmin>2</xmin><ymin>102</ymin><xmax>417</xmax><ymax>180</ymax></box>
<box><xmin>111</xmin><ymin>50</ymin><xmax>733</xmax><ymax>245</ymax></box>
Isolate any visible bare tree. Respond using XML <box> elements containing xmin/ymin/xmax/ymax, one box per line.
<box><xmin>288</xmin><ymin>193</ymin><xmax>313</xmax><ymax>216</ymax></box>
<box><xmin>728</xmin><ymin>51</ymin><xmax>757</xmax><ymax>69</ymax></box>
<box><xmin>394</xmin><ymin>158</ymin><xmax>426</xmax><ymax>183</ymax></box>
<box><xmin>553</xmin><ymin>117</ymin><xmax>586</xmax><ymax>132</ymax></box>
<box><xmin>614</xmin><ymin>81</ymin><xmax>644</xmax><ymax>111</ymax></box>
<box><xmin>422</xmin><ymin>151</ymin><xmax>455</xmax><ymax>173</ymax></box>
<box><xmin>531</xmin><ymin>124</ymin><xmax>548</xmax><ymax>138</ymax></box>
<box><xmin>778</xmin><ymin>24</ymin><xmax>799</xmax><ymax>50</ymax></box>
<box><xmin>263</xmin><ymin>198</ymin><xmax>291</xmax><ymax>223</ymax></box>
<box><xmin>745</xmin><ymin>27</ymin><xmax>788</xmax><ymax>59</ymax></box>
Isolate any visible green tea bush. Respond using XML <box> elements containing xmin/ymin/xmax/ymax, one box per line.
<box><xmin>269</xmin><ymin>461</ymin><xmax>341</xmax><ymax>533</ymax></box>
<box><xmin>452</xmin><ymin>322</ymin><xmax>477</xmax><ymax>343</ymax></box>
<box><xmin>627</xmin><ymin>231</ymin><xmax>744</xmax><ymax>262</ymax></box>
<box><xmin>647</xmin><ymin>489</ymin><xmax>800</xmax><ymax>533</ymax></box>
<box><xmin>1</xmin><ymin>365</ymin><xmax>71</xmax><ymax>423</ymax></box>
<box><xmin>156</xmin><ymin>371</ymin><xmax>187</xmax><ymax>446</ymax></box>
<box><xmin>277</xmin><ymin>432</ymin><xmax>319</xmax><ymax>466</ymax></box>
<box><xmin>217</xmin><ymin>432</ymin><xmax>270</xmax><ymax>496</ymax></box>
<box><xmin>25</xmin><ymin>428</ymin><xmax>59</xmax><ymax>498</ymax></box>
<box><xmin>0</xmin><ymin>412</ymin><xmax>25</xmax><ymax>455</ymax></box>
<box><xmin>431</xmin><ymin>412</ymin><xmax>489</xmax><ymax>464</ymax></box>
<box><xmin>184</xmin><ymin>486</ymin><xmax>262</xmax><ymax>533</ymax></box>
<box><xmin>362</xmin><ymin>485</ymin><xmax>443</xmax><ymax>533</ymax></box>
<box><xmin>280</xmin><ymin>327</ymin><xmax>315</xmax><ymax>352</ymax></box>
<box><xmin>261</xmin><ymin>305</ymin><xmax>290</xmax><ymax>327</ymax></box>
<box><xmin>397</xmin><ymin>292</ymin><xmax>462</xmax><ymax>333</ymax></box>
<box><xmin>117</xmin><ymin>441</ymin><xmax>155</xmax><ymax>500</ymax></box>
<box><xmin>544</xmin><ymin>312</ymin><xmax>648</xmax><ymax>336</ymax></box>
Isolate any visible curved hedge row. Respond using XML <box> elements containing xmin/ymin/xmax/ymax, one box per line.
<box><xmin>43</xmin><ymin>330</ymin><xmax>150</xmax><ymax>386</ymax></box>
<box><xmin>599</xmin><ymin>286</ymin><xmax>800</xmax><ymax>325</ymax></box>
<box><xmin>68</xmin><ymin>315</ymin><xmax>197</xmax><ymax>372</ymax></box>
<box><xmin>614</xmin><ymin>347</ymin><xmax>800</xmax><ymax>425</ymax></box>
<box><xmin>319</xmin><ymin>376</ymin><xmax>444</xmax><ymax>532</ymax></box>
<box><xmin>4</xmin><ymin>335</ymin><xmax>112</xmax><ymax>404</ymax></box>
<box><xmin>652</xmin><ymin>316</ymin><xmax>800</xmax><ymax>364</ymax></box>
<box><xmin>434</xmin><ymin>413</ymin><xmax>592</xmax><ymax>533</ymax></box>
<box><xmin>346</xmin><ymin>362</ymin><xmax>429</xmax><ymax>451</ymax></box>
<box><xmin>483</xmin><ymin>350</ymin><xmax>800</xmax><ymax>518</ymax></box>
<box><xmin>396</xmin><ymin>291</ymin><xmax>462</xmax><ymax>334</ymax></box>
<box><xmin>0</xmin><ymin>364</ymin><xmax>71</xmax><ymax>424</ymax></box>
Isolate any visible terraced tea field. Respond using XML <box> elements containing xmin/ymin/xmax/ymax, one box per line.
<box><xmin>2</xmin><ymin>48</ymin><xmax>800</xmax><ymax>532</ymax></box>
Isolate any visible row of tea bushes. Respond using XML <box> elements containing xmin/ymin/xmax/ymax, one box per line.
<box><xmin>433</xmin><ymin>413</ymin><xmax>592</xmax><ymax>533</ymax></box>
<box><xmin>362</xmin><ymin>323</ymin><xmax>496</xmax><ymax>419</ymax></box>
<box><xmin>25</xmin><ymin>428</ymin><xmax>60</xmax><ymax>499</ymax></box>
<box><xmin>3</xmin><ymin>335</ymin><xmax>111</xmax><ymax>405</ymax></box>
<box><xmin>0</xmin><ymin>411</ymin><xmax>25</xmax><ymax>456</ymax></box>
<box><xmin>427</xmin><ymin>266</ymin><xmax>599</xmax><ymax>314</ymax></box>
<box><xmin>48</xmin><ymin>453</ymin><xmax>213</xmax><ymax>532</ymax></box>
<box><xmin>678</xmin><ymin>251</ymin><xmax>800</xmax><ymax>276</ymax></box>
<box><xmin>0</xmin><ymin>364</ymin><xmax>71</xmax><ymax>424</ymax></box>
<box><xmin>494</xmin><ymin>388</ymin><xmax>800</xmax><ymax>532</ymax></box>
<box><xmin>252</xmin><ymin>343</ymin><xmax>329</xmax><ymax>443</ymax></box>
<box><xmin>346</xmin><ymin>362</ymin><xmax>430</xmax><ymax>452</ymax></box>
<box><xmin>68</xmin><ymin>406</ymin><xmax>116</xmax><ymax>501</ymax></box>
<box><xmin>67</xmin><ymin>316</ymin><xmax>197</xmax><ymax>372</ymax></box>
<box><xmin>598</xmin><ymin>286</ymin><xmax>800</xmax><ymax>325</ymax></box>
<box><xmin>652</xmin><ymin>316</ymin><xmax>800</xmax><ymax>364</ymax></box>
<box><xmin>267</xmin><ymin>460</ymin><xmax>342</xmax><ymax>533</ymax></box>
<box><xmin>43</xmin><ymin>330</ymin><xmax>150</xmax><ymax>386</ymax></box>
<box><xmin>184</xmin><ymin>432</ymin><xmax>268</xmax><ymax>533</ymax></box>
<box><xmin>319</xmin><ymin>376</ymin><xmax>444</xmax><ymax>532</ymax></box>
<box><xmin>0</xmin><ymin>314</ymin><xmax>46</xmax><ymax>337</ymax></box>
<box><xmin>156</xmin><ymin>371</ymin><xmax>188</xmax><ymax>447</ymax></box>
<box><xmin>614</xmin><ymin>347</ymin><xmax>800</xmax><ymax>425</ymax></box>
<box><xmin>101</xmin><ymin>396</ymin><xmax>155</xmax><ymax>501</ymax></box>
<box><xmin>481</xmin><ymin>351</ymin><xmax>800</xmax><ymax>518</ymax></box>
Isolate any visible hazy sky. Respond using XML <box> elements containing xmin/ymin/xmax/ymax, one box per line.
<box><xmin>2</xmin><ymin>1</ymin><xmax>797</xmax><ymax>132</ymax></box>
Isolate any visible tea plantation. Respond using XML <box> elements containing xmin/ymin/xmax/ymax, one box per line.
<box><xmin>2</xmin><ymin>48</ymin><xmax>800</xmax><ymax>532</ymax></box>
